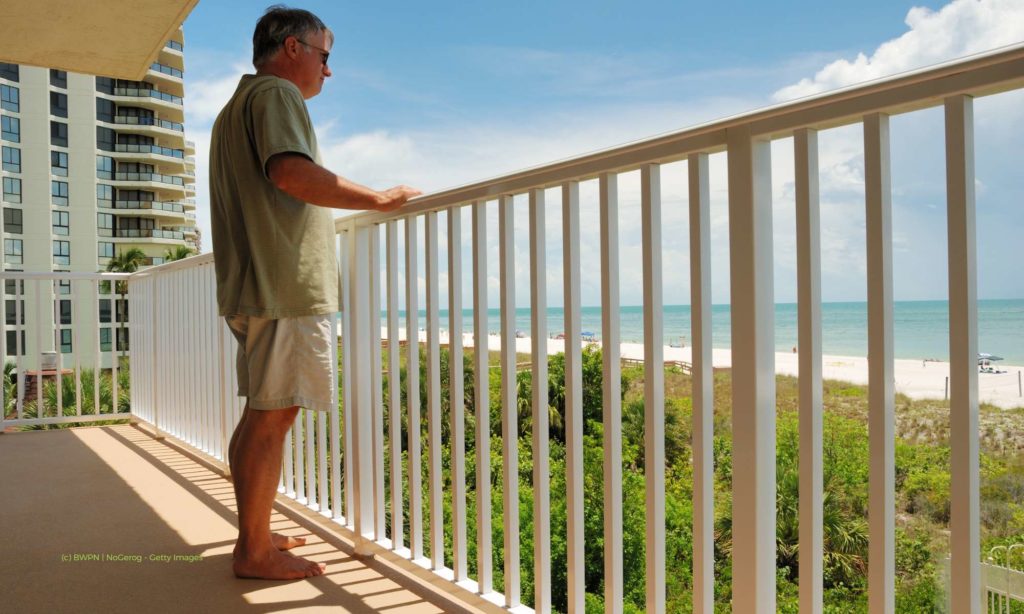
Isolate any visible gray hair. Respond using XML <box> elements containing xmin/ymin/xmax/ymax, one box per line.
<box><xmin>252</xmin><ymin>5</ymin><xmax>334</xmax><ymax>68</ymax></box>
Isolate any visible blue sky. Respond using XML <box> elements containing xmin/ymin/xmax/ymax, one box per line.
<box><xmin>182</xmin><ymin>0</ymin><xmax>1024</xmax><ymax>306</ymax></box>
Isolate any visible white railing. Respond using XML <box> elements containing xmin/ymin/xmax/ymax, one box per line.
<box><xmin>126</xmin><ymin>254</ymin><xmax>350</xmax><ymax>526</ymax></box>
<box><xmin>331</xmin><ymin>43</ymin><xmax>1024</xmax><ymax>614</ymax></box>
<box><xmin>72</xmin><ymin>42</ymin><xmax>1024</xmax><ymax>613</ymax></box>
<box><xmin>0</xmin><ymin>272</ymin><xmax>131</xmax><ymax>428</ymax></box>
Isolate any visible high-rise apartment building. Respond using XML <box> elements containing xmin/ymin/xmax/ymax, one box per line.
<box><xmin>1</xmin><ymin>28</ymin><xmax>195</xmax><ymax>366</ymax></box>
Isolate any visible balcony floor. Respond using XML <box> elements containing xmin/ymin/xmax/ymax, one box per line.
<box><xmin>0</xmin><ymin>425</ymin><xmax>484</xmax><ymax>613</ymax></box>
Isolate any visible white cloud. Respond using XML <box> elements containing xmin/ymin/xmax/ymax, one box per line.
<box><xmin>773</xmin><ymin>0</ymin><xmax>1024</xmax><ymax>102</ymax></box>
<box><xmin>187</xmin><ymin>0</ymin><xmax>1024</xmax><ymax>307</ymax></box>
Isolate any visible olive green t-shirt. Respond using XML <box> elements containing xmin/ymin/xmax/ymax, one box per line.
<box><xmin>209</xmin><ymin>74</ymin><xmax>339</xmax><ymax>318</ymax></box>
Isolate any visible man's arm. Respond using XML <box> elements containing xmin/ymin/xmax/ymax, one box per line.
<box><xmin>267</xmin><ymin>153</ymin><xmax>420</xmax><ymax>212</ymax></box>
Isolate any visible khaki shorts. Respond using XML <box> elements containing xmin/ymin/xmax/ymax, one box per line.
<box><xmin>225</xmin><ymin>313</ymin><xmax>335</xmax><ymax>412</ymax></box>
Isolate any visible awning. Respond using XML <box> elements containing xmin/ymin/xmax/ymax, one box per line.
<box><xmin>0</xmin><ymin>0</ymin><xmax>199</xmax><ymax>80</ymax></box>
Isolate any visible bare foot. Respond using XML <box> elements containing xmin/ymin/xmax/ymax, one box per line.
<box><xmin>233</xmin><ymin>548</ymin><xmax>326</xmax><ymax>580</ymax></box>
<box><xmin>233</xmin><ymin>532</ymin><xmax>306</xmax><ymax>558</ymax></box>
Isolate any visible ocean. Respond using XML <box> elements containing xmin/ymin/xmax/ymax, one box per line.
<box><xmin>387</xmin><ymin>299</ymin><xmax>1024</xmax><ymax>365</ymax></box>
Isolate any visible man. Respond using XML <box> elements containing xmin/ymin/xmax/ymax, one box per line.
<box><xmin>210</xmin><ymin>5</ymin><xmax>420</xmax><ymax>580</ymax></box>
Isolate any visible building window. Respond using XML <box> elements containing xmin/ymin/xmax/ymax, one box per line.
<box><xmin>0</xmin><ymin>63</ymin><xmax>19</xmax><ymax>82</ymax></box>
<box><xmin>96</xmin><ymin>184</ymin><xmax>113</xmax><ymax>208</ymax></box>
<box><xmin>60</xmin><ymin>329</ymin><xmax>72</xmax><ymax>353</ymax></box>
<box><xmin>51</xmin><ymin>151</ymin><xmax>69</xmax><ymax>176</ymax></box>
<box><xmin>49</xmin><ymin>92</ymin><xmax>68</xmax><ymax>118</ymax></box>
<box><xmin>1</xmin><ymin>116</ymin><xmax>20</xmax><ymax>143</ymax></box>
<box><xmin>116</xmin><ymin>327</ymin><xmax>129</xmax><ymax>352</ymax></box>
<box><xmin>118</xmin><ymin>106</ymin><xmax>154</xmax><ymax>120</ymax></box>
<box><xmin>5</xmin><ymin>299</ymin><xmax>25</xmax><ymax>325</ymax></box>
<box><xmin>50</xmin><ymin>121</ymin><xmax>68</xmax><ymax>147</ymax></box>
<box><xmin>115</xmin><ymin>298</ymin><xmax>129</xmax><ymax>323</ymax></box>
<box><xmin>50</xmin><ymin>70</ymin><xmax>68</xmax><ymax>89</ymax></box>
<box><xmin>4</xmin><ymin>238</ymin><xmax>23</xmax><ymax>264</ymax></box>
<box><xmin>60</xmin><ymin>300</ymin><xmax>72</xmax><ymax>325</ymax></box>
<box><xmin>100</xmin><ymin>327</ymin><xmax>112</xmax><ymax>352</ymax></box>
<box><xmin>53</xmin><ymin>240</ymin><xmax>70</xmax><ymax>265</ymax></box>
<box><xmin>96</xmin><ymin>126</ymin><xmax>115</xmax><ymax>152</ymax></box>
<box><xmin>52</xmin><ymin>210</ymin><xmax>70</xmax><ymax>236</ymax></box>
<box><xmin>4</xmin><ymin>278</ymin><xmax>24</xmax><ymax>295</ymax></box>
<box><xmin>98</xmin><ymin>298</ymin><xmax>111</xmax><ymax>323</ymax></box>
<box><xmin>4</xmin><ymin>207</ymin><xmax>22</xmax><ymax>233</ymax></box>
<box><xmin>118</xmin><ymin>134</ymin><xmax>155</xmax><ymax>146</ymax></box>
<box><xmin>96</xmin><ymin>98</ymin><xmax>115</xmax><ymax>123</ymax></box>
<box><xmin>2</xmin><ymin>146</ymin><xmax>20</xmax><ymax>172</ymax></box>
<box><xmin>0</xmin><ymin>84</ymin><xmax>18</xmax><ymax>112</ymax></box>
<box><xmin>6</xmin><ymin>330</ymin><xmax>26</xmax><ymax>356</ymax></box>
<box><xmin>2</xmin><ymin>177</ymin><xmax>21</xmax><ymax>203</ymax></box>
<box><xmin>96</xmin><ymin>156</ymin><xmax>113</xmax><ymax>180</ymax></box>
<box><xmin>119</xmin><ymin>217</ymin><xmax>155</xmax><ymax>231</ymax></box>
<box><xmin>52</xmin><ymin>180</ymin><xmax>69</xmax><ymax>206</ymax></box>
<box><xmin>57</xmin><ymin>279</ymin><xmax>71</xmax><ymax>295</ymax></box>
<box><xmin>96</xmin><ymin>77</ymin><xmax>114</xmax><ymax>94</ymax></box>
<box><xmin>98</xmin><ymin>241</ymin><xmax>114</xmax><ymax>259</ymax></box>
<box><xmin>119</xmin><ymin>189</ymin><xmax>154</xmax><ymax>203</ymax></box>
<box><xmin>97</xmin><ymin>212</ymin><xmax>114</xmax><ymax>233</ymax></box>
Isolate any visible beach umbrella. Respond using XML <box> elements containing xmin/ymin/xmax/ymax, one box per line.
<box><xmin>978</xmin><ymin>353</ymin><xmax>1004</xmax><ymax>361</ymax></box>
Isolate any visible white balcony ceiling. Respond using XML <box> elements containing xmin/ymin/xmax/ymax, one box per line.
<box><xmin>0</xmin><ymin>0</ymin><xmax>198</xmax><ymax>80</ymax></box>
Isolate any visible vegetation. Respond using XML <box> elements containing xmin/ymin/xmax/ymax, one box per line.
<box><xmin>5</xmin><ymin>360</ymin><xmax>131</xmax><ymax>429</ymax></box>
<box><xmin>163</xmin><ymin>245</ymin><xmax>196</xmax><ymax>262</ymax></box>
<box><xmin>365</xmin><ymin>344</ymin><xmax>1024</xmax><ymax>612</ymax></box>
<box><xmin>104</xmin><ymin>247</ymin><xmax>148</xmax><ymax>360</ymax></box>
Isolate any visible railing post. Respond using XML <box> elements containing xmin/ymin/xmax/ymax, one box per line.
<box><xmin>795</xmin><ymin>128</ymin><xmax>824</xmax><ymax>614</ymax></box>
<box><xmin>471</xmin><ymin>201</ymin><xmax>493</xmax><ymax>594</ymax></box>
<box><xmin>600</xmin><ymin>172</ymin><xmax>624</xmax><ymax>614</ymax></box>
<box><xmin>349</xmin><ymin>222</ymin><xmax>376</xmax><ymax>554</ymax></box>
<box><xmin>562</xmin><ymin>181</ymin><xmax>584</xmax><ymax>614</ymax></box>
<box><xmin>425</xmin><ymin>211</ymin><xmax>444</xmax><ymax>569</ymax></box>
<box><xmin>864</xmin><ymin>112</ymin><xmax>895</xmax><ymax>614</ymax></box>
<box><xmin>370</xmin><ymin>225</ymin><xmax>385</xmax><ymax>535</ymax></box>
<box><xmin>688</xmin><ymin>152</ymin><xmax>715</xmax><ymax>614</ymax></box>
<box><xmin>386</xmin><ymin>220</ymin><xmax>403</xmax><ymax>547</ymax></box>
<box><xmin>640</xmin><ymin>163</ymin><xmax>666</xmax><ymax>614</ymax></box>
<box><xmin>151</xmin><ymin>276</ymin><xmax>162</xmax><ymax>439</ymax></box>
<box><xmin>946</xmin><ymin>94</ymin><xmax>980</xmax><ymax>614</ymax></box>
<box><xmin>498</xmin><ymin>194</ymin><xmax>520</xmax><ymax>607</ymax></box>
<box><xmin>405</xmin><ymin>215</ymin><xmax>424</xmax><ymax>561</ymax></box>
<box><xmin>530</xmin><ymin>187</ymin><xmax>552</xmax><ymax>613</ymax></box>
<box><xmin>727</xmin><ymin>126</ymin><xmax>776</xmax><ymax>614</ymax></box>
<box><xmin>447</xmin><ymin>207</ymin><xmax>468</xmax><ymax>582</ymax></box>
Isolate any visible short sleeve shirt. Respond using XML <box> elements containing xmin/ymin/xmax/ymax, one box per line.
<box><xmin>209</xmin><ymin>74</ymin><xmax>339</xmax><ymax>318</ymax></box>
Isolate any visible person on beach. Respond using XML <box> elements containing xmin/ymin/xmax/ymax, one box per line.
<box><xmin>210</xmin><ymin>5</ymin><xmax>420</xmax><ymax>580</ymax></box>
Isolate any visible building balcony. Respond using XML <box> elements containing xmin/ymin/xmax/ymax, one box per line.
<box><xmin>111</xmin><ymin>115</ymin><xmax>185</xmax><ymax>134</ymax></box>
<box><xmin>109</xmin><ymin>172</ymin><xmax>188</xmax><ymax>196</ymax></box>
<box><xmin>109</xmin><ymin>144</ymin><xmax>187</xmax><ymax>171</ymax></box>
<box><xmin>3</xmin><ymin>45</ymin><xmax>1024</xmax><ymax>613</ymax></box>
<box><xmin>113</xmin><ymin>228</ymin><xmax>184</xmax><ymax>240</ymax></box>
<box><xmin>99</xmin><ymin>199</ymin><xmax>188</xmax><ymax>222</ymax></box>
<box><xmin>105</xmin><ymin>87</ymin><xmax>183</xmax><ymax>111</ymax></box>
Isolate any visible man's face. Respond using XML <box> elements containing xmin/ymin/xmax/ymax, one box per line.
<box><xmin>293</xmin><ymin>30</ymin><xmax>332</xmax><ymax>99</ymax></box>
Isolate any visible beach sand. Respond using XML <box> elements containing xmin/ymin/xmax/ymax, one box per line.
<box><xmin>382</xmin><ymin>328</ymin><xmax>1024</xmax><ymax>409</ymax></box>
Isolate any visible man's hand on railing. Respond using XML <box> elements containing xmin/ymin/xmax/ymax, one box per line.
<box><xmin>375</xmin><ymin>185</ymin><xmax>422</xmax><ymax>212</ymax></box>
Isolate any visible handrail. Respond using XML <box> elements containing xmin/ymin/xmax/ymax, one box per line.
<box><xmin>0</xmin><ymin>271</ymin><xmax>130</xmax><ymax>281</ymax></box>
<box><xmin>337</xmin><ymin>42</ymin><xmax>1024</xmax><ymax>230</ymax></box>
<box><xmin>128</xmin><ymin>251</ymin><xmax>213</xmax><ymax>279</ymax></box>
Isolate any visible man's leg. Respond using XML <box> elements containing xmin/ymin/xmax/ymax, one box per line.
<box><xmin>231</xmin><ymin>405</ymin><xmax>325</xmax><ymax>579</ymax></box>
<box><xmin>229</xmin><ymin>406</ymin><xmax>306</xmax><ymax>555</ymax></box>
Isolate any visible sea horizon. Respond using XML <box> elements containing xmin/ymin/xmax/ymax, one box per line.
<box><xmin>383</xmin><ymin>298</ymin><xmax>1024</xmax><ymax>365</ymax></box>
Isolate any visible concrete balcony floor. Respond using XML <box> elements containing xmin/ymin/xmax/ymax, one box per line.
<box><xmin>0</xmin><ymin>425</ymin><xmax>488</xmax><ymax>613</ymax></box>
